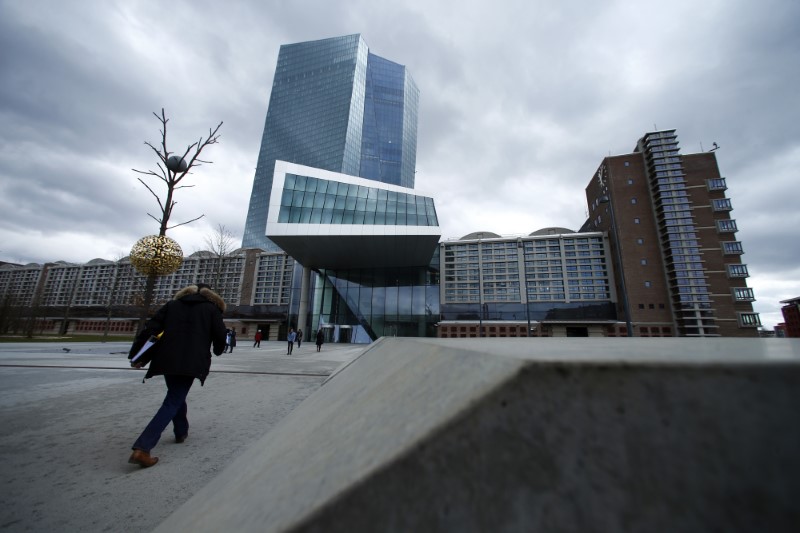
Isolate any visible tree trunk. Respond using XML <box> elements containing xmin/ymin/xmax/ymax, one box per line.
<box><xmin>137</xmin><ymin>273</ymin><xmax>157</xmax><ymax>332</ymax></box>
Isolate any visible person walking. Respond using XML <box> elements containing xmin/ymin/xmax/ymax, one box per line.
<box><xmin>253</xmin><ymin>329</ymin><xmax>262</xmax><ymax>348</ymax></box>
<box><xmin>127</xmin><ymin>283</ymin><xmax>226</xmax><ymax>468</ymax></box>
<box><xmin>287</xmin><ymin>328</ymin><xmax>296</xmax><ymax>355</ymax></box>
<box><xmin>315</xmin><ymin>329</ymin><xmax>324</xmax><ymax>352</ymax></box>
<box><xmin>223</xmin><ymin>328</ymin><xmax>231</xmax><ymax>353</ymax></box>
<box><xmin>296</xmin><ymin>329</ymin><xmax>303</xmax><ymax>348</ymax></box>
<box><xmin>228</xmin><ymin>328</ymin><xmax>237</xmax><ymax>353</ymax></box>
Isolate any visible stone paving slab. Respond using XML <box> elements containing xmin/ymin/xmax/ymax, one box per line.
<box><xmin>0</xmin><ymin>340</ymin><xmax>366</xmax><ymax>532</ymax></box>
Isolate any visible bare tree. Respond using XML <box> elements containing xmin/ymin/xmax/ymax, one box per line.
<box><xmin>102</xmin><ymin>256</ymin><xmax>125</xmax><ymax>342</ymax></box>
<box><xmin>131</xmin><ymin>109</ymin><xmax>223</xmax><ymax>327</ymax></box>
<box><xmin>0</xmin><ymin>293</ymin><xmax>20</xmax><ymax>335</ymax></box>
<box><xmin>204</xmin><ymin>223</ymin><xmax>236</xmax><ymax>290</ymax></box>
<box><xmin>57</xmin><ymin>267</ymin><xmax>81</xmax><ymax>336</ymax></box>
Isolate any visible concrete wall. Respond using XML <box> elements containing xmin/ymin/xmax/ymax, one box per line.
<box><xmin>156</xmin><ymin>338</ymin><xmax>800</xmax><ymax>533</ymax></box>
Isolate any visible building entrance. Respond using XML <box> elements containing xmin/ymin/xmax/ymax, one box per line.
<box><xmin>566</xmin><ymin>326</ymin><xmax>589</xmax><ymax>337</ymax></box>
<box><xmin>338</xmin><ymin>326</ymin><xmax>352</xmax><ymax>343</ymax></box>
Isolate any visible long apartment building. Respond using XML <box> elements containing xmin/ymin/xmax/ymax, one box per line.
<box><xmin>438</xmin><ymin>229</ymin><xmax>621</xmax><ymax>338</ymax></box>
<box><xmin>0</xmin><ymin>250</ymin><xmax>295</xmax><ymax>339</ymax></box>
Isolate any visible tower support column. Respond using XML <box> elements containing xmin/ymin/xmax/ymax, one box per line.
<box><xmin>297</xmin><ymin>266</ymin><xmax>312</xmax><ymax>335</ymax></box>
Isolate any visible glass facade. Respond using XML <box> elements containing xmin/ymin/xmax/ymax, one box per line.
<box><xmin>360</xmin><ymin>54</ymin><xmax>418</xmax><ymax>187</ymax></box>
<box><xmin>278</xmin><ymin>173</ymin><xmax>438</xmax><ymax>226</ymax></box>
<box><xmin>440</xmin><ymin>301</ymin><xmax>616</xmax><ymax>323</ymax></box>
<box><xmin>440</xmin><ymin>234</ymin><xmax>617</xmax><ymax>325</ymax></box>
<box><xmin>306</xmin><ymin>253</ymin><xmax>440</xmax><ymax>343</ymax></box>
<box><xmin>243</xmin><ymin>35</ymin><xmax>419</xmax><ymax>250</ymax></box>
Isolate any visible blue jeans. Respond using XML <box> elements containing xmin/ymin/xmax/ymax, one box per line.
<box><xmin>132</xmin><ymin>375</ymin><xmax>194</xmax><ymax>452</ymax></box>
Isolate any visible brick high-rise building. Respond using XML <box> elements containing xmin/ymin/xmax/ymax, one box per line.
<box><xmin>583</xmin><ymin>130</ymin><xmax>760</xmax><ymax>337</ymax></box>
<box><xmin>779</xmin><ymin>297</ymin><xmax>800</xmax><ymax>338</ymax></box>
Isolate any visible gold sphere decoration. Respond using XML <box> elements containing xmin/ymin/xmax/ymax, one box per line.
<box><xmin>130</xmin><ymin>235</ymin><xmax>183</xmax><ymax>276</ymax></box>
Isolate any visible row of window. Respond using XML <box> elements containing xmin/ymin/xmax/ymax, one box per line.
<box><xmin>284</xmin><ymin>173</ymin><xmax>432</xmax><ymax>204</ymax></box>
<box><xmin>253</xmin><ymin>256</ymin><xmax>294</xmax><ymax>305</ymax></box>
<box><xmin>442</xmin><ymin>290</ymin><xmax>610</xmax><ymax>302</ymax></box>
<box><xmin>278</xmin><ymin>206</ymin><xmax>437</xmax><ymax>227</ymax></box>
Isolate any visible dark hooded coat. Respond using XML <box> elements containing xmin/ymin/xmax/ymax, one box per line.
<box><xmin>129</xmin><ymin>285</ymin><xmax>227</xmax><ymax>385</ymax></box>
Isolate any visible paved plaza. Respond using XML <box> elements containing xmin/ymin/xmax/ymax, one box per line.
<box><xmin>0</xmin><ymin>339</ymin><xmax>366</xmax><ymax>532</ymax></box>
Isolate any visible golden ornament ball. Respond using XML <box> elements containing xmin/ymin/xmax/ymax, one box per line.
<box><xmin>130</xmin><ymin>235</ymin><xmax>183</xmax><ymax>276</ymax></box>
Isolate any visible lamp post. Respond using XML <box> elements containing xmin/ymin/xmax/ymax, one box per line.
<box><xmin>599</xmin><ymin>176</ymin><xmax>634</xmax><ymax>337</ymax></box>
<box><xmin>477</xmin><ymin>233</ymin><xmax>484</xmax><ymax>337</ymax></box>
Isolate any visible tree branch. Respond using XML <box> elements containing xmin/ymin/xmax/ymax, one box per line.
<box><xmin>136</xmin><ymin>177</ymin><xmax>165</xmax><ymax>213</ymax></box>
<box><xmin>132</xmin><ymin>168</ymin><xmax>168</xmax><ymax>184</ymax></box>
<box><xmin>173</xmin><ymin>121</ymin><xmax>223</xmax><ymax>186</ymax></box>
<box><xmin>143</xmin><ymin>141</ymin><xmax>166</xmax><ymax>163</ymax></box>
<box><xmin>134</xmin><ymin>109</ymin><xmax>221</xmax><ymax>241</ymax></box>
<box><xmin>167</xmin><ymin>214</ymin><xmax>205</xmax><ymax>229</ymax></box>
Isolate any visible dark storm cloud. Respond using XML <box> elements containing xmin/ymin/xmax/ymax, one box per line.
<box><xmin>0</xmin><ymin>10</ymin><xmax>155</xmax><ymax>150</ymax></box>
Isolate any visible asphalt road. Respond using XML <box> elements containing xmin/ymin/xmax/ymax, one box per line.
<box><xmin>0</xmin><ymin>340</ymin><xmax>366</xmax><ymax>532</ymax></box>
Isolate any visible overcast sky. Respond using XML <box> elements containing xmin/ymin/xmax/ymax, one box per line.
<box><xmin>1</xmin><ymin>0</ymin><xmax>798</xmax><ymax>329</ymax></box>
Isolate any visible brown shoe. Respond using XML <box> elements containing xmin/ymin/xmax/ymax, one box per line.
<box><xmin>128</xmin><ymin>449</ymin><xmax>159</xmax><ymax>468</ymax></box>
<box><xmin>175</xmin><ymin>434</ymin><xmax>187</xmax><ymax>444</ymax></box>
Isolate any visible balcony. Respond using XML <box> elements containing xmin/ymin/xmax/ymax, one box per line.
<box><xmin>738</xmin><ymin>312</ymin><xmax>762</xmax><ymax>327</ymax></box>
<box><xmin>712</xmin><ymin>198</ymin><xmax>733</xmax><ymax>212</ymax></box>
<box><xmin>732</xmin><ymin>287</ymin><xmax>756</xmax><ymax>302</ymax></box>
<box><xmin>707</xmin><ymin>178</ymin><xmax>727</xmax><ymax>191</ymax></box>
<box><xmin>726</xmin><ymin>264</ymin><xmax>750</xmax><ymax>278</ymax></box>
<box><xmin>723</xmin><ymin>241</ymin><xmax>744</xmax><ymax>255</ymax></box>
<box><xmin>716</xmin><ymin>219</ymin><xmax>738</xmax><ymax>233</ymax></box>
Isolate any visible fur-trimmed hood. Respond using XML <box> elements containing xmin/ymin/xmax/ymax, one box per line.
<box><xmin>174</xmin><ymin>284</ymin><xmax>226</xmax><ymax>312</ymax></box>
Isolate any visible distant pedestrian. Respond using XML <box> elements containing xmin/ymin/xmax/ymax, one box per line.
<box><xmin>316</xmin><ymin>329</ymin><xmax>324</xmax><ymax>352</ymax></box>
<box><xmin>296</xmin><ymin>329</ymin><xmax>303</xmax><ymax>348</ymax></box>
<box><xmin>223</xmin><ymin>328</ymin><xmax>231</xmax><ymax>353</ymax></box>
<box><xmin>229</xmin><ymin>328</ymin><xmax>236</xmax><ymax>353</ymax></box>
<box><xmin>127</xmin><ymin>283</ymin><xmax>226</xmax><ymax>468</ymax></box>
<box><xmin>287</xmin><ymin>328</ymin><xmax>296</xmax><ymax>355</ymax></box>
<box><xmin>253</xmin><ymin>330</ymin><xmax>262</xmax><ymax>348</ymax></box>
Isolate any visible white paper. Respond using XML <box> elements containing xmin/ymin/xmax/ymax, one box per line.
<box><xmin>131</xmin><ymin>332</ymin><xmax>163</xmax><ymax>363</ymax></box>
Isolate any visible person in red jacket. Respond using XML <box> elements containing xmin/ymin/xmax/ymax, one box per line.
<box><xmin>253</xmin><ymin>329</ymin><xmax>262</xmax><ymax>347</ymax></box>
<box><xmin>127</xmin><ymin>283</ymin><xmax>226</xmax><ymax>468</ymax></box>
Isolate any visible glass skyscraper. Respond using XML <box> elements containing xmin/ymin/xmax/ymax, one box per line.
<box><xmin>242</xmin><ymin>34</ymin><xmax>420</xmax><ymax>251</ymax></box>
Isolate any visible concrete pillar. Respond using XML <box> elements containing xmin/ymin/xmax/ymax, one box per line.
<box><xmin>418</xmin><ymin>269</ymin><xmax>426</xmax><ymax>337</ymax></box>
<box><xmin>297</xmin><ymin>266</ymin><xmax>311</xmax><ymax>335</ymax></box>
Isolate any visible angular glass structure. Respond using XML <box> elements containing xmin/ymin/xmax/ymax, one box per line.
<box><xmin>311</xmin><ymin>254</ymin><xmax>441</xmax><ymax>343</ymax></box>
<box><xmin>266</xmin><ymin>161</ymin><xmax>440</xmax><ymax>269</ymax></box>
<box><xmin>278</xmin><ymin>173</ymin><xmax>438</xmax><ymax>227</ymax></box>
<box><xmin>242</xmin><ymin>34</ymin><xmax>419</xmax><ymax>251</ymax></box>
